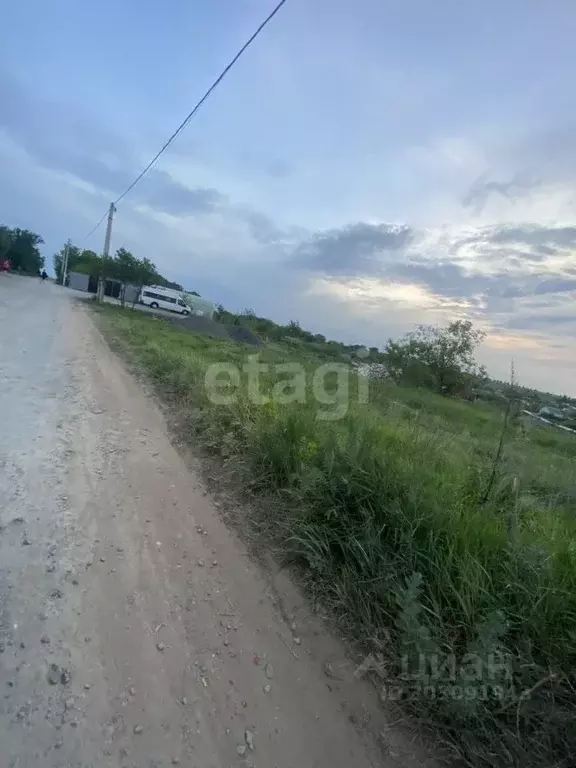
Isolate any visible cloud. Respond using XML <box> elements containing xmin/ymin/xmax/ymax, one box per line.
<box><xmin>503</xmin><ymin>123</ymin><xmax>576</xmax><ymax>185</ymax></box>
<box><xmin>390</xmin><ymin>260</ymin><xmax>494</xmax><ymax>303</ymax></box>
<box><xmin>488</xmin><ymin>224</ymin><xmax>576</xmax><ymax>248</ymax></box>
<box><xmin>135</xmin><ymin>174</ymin><xmax>224</xmax><ymax>216</ymax></box>
<box><xmin>533</xmin><ymin>278</ymin><xmax>576</xmax><ymax>295</ymax></box>
<box><xmin>0</xmin><ymin>68</ymin><xmax>230</xmax><ymax>218</ymax></box>
<box><xmin>284</xmin><ymin>215</ymin><xmax>576</xmax><ymax>350</ymax></box>
<box><xmin>2</xmin><ymin>48</ymin><xmax>576</xmax><ymax>396</ymax></box>
<box><xmin>462</xmin><ymin>172</ymin><xmax>539</xmax><ymax>214</ymax></box>
<box><xmin>450</xmin><ymin>224</ymin><xmax>576</xmax><ymax>281</ymax></box>
<box><xmin>0</xmin><ymin>64</ymin><xmax>308</xmax><ymax>254</ymax></box>
<box><xmin>507</xmin><ymin>313</ymin><xmax>576</xmax><ymax>331</ymax></box>
<box><xmin>289</xmin><ymin>219</ymin><xmax>576</xmax><ymax>308</ymax></box>
<box><xmin>292</xmin><ymin>222</ymin><xmax>413</xmax><ymax>276</ymax></box>
<box><xmin>238</xmin><ymin>209</ymin><xmax>290</xmax><ymax>245</ymax></box>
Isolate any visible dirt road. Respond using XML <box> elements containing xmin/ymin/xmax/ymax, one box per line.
<box><xmin>0</xmin><ymin>277</ymin><xmax>433</xmax><ymax>768</ymax></box>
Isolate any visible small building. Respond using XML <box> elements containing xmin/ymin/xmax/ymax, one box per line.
<box><xmin>67</xmin><ymin>271</ymin><xmax>139</xmax><ymax>304</ymax></box>
<box><xmin>539</xmin><ymin>406</ymin><xmax>564</xmax><ymax>421</ymax></box>
<box><xmin>68</xmin><ymin>271</ymin><xmax>92</xmax><ymax>292</ymax></box>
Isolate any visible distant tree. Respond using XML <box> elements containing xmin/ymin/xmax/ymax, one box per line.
<box><xmin>0</xmin><ymin>226</ymin><xmax>12</xmax><ymax>260</ymax></box>
<box><xmin>111</xmin><ymin>248</ymin><xmax>140</xmax><ymax>305</ymax></box>
<box><xmin>286</xmin><ymin>320</ymin><xmax>301</xmax><ymax>337</ymax></box>
<box><xmin>160</xmin><ymin>279</ymin><xmax>184</xmax><ymax>291</ymax></box>
<box><xmin>384</xmin><ymin>320</ymin><xmax>486</xmax><ymax>395</ymax></box>
<box><xmin>53</xmin><ymin>240</ymin><xmax>181</xmax><ymax>301</ymax></box>
<box><xmin>56</xmin><ymin>244</ymin><xmax>164</xmax><ymax>305</ymax></box>
<box><xmin>114</xmin><ymin>247</ymin><xmax>137</xmax><ymax>270</ymax></box>
<box><xmin>53</xmin><ymin>241</ymin><xmax>82</xmax><ymax>284</ymax></box>
<box><xmin>0</xmin><ymin>226</ymin><xmax>44</xmax><ymax>272</ymax></box>
<box><xmin>74</xmin><ymin>250</ymin><xmax>104</xmax><ymax>276</ymax></box>
<box><xmin>129</xmin><ymin>257</ymin><xmax>160</xmax><ymax>307</ymax></box>
<box><xmin>90</xmin><ymin>249</ymin><xmax>161</xmax><ymax>307</ymax></box>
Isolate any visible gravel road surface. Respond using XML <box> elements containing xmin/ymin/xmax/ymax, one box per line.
<box><xmin>0</xmin><ymin>277</ymin><xmax>434</xmax><ymax>768</ymax></box>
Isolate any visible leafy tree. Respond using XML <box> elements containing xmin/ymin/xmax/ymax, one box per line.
<box><xmin>12</xmin><ymin>228</ymin><xmax>45</xmax><ymax>272</ymax></box>
<box><xmin>73</xmin><ymin>250</ymin><xmax>103</xmax><ymax>276</ymax></box>
<box><xmin>161</xmin><ymin>279</ymin><xmax>184</xmax><ymax>291</ymax></box>
<box><xmin>112</xmin><ymin>247</ymin><xmax>138</xmax><ymax>272</ymax></box>
<box><xmin>0</xmin><ymin>226</ymin><xmax>44</xmax><ymax>272</ymax></box>
<box><xmin>127</xmin><ymin>256</ymin><xmax>159</xmax><ymax>307</ymax></box>
<box><xmin>77</xmin><ymin>248</ymin><xmax>163</xmax><ymax>306</ymax></box>
<box><xmin>53</xmin><ymin>241</ymin><xmax>168</xmax><ymax>304</ymax></box>
<box><xmin>53</xmin><ymin>241</ymin><xmax>82</xmax><ymax>283</ymax></box>
<box><xmin>110</xmin><ymin>248</ymin><xmax>140</xmax><ymax>304</ymax></box>
<box><xmin>0</xmin><ymin>226</ymin><xmax>12</xmax><ymax>260</ymax></box>
<box><xmin>384</xmin><ymin>320</ymin><xmax>486</xmax><ymax>395</ymax></box>
<box><xmin>286</xmin><ymin>320</ymin><xmax>302</xmax><ymax>338</ymax></box>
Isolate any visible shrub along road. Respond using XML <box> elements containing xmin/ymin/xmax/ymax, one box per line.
<box><xmin>0</xmin><ymin>276</ymin><xmax>434</xmax><ymax>767</ymax></box>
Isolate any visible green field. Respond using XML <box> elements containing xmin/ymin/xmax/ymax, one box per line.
<box><xmin>94</xmin><ymin>304</ymin><xmax>576</xmax><ymax>768</ymax></box>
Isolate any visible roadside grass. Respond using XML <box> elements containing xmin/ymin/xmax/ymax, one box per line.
<box><xmin>94</xmin><ymin>304</ymin><xmax>576</xmax><ymax>768</ymax></box>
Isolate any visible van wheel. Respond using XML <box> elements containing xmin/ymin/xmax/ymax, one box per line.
<box><xmin>181</xmin><ymin>309</ymin><xmax>189</xmax><ymax>316</ymax></box>
<box><xmin>150</xmin><ymin>302</ymin><xmax>159</xmax><ymax>309</ymax></box>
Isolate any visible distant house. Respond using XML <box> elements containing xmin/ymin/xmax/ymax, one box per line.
<box><xmin>539</xmin><ymin>406</ymin><xmax>564</xmax><ymax>421</ymax></box>
<box><xmin>68</xmin><ymin>271</ymin><xmax>93</xmax><ymax>292</ymax></box>
<box><xmin>67</xmin><ymin>271</ymin><xmax>139</xmax><ymax>303</ymax></box>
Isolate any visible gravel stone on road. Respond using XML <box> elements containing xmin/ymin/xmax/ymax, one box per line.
<box><xmin>0</xmin><ymin>276</ymin><xmax>435</xmax><ymax>768</ymax></box>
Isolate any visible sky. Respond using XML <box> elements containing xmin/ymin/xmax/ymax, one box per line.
<box><xmin>1</xmin><ymin>0</ymin><xmax>576</xmax><ymax>395</ymax></box>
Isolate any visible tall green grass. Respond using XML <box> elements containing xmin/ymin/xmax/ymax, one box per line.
<box><xmin>96</xmin><ymin>306</ymin><xmax>576</xmax><ymax>767</ymax></box>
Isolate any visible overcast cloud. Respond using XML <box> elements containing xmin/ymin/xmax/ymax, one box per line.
<box><xmin>1</xmin><ymin>0</ymin><xmax>576</xmax><ymax>394</ymax></box>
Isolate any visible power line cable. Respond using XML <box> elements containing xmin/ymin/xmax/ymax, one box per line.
<box><xmin>83</xmin><ymin>210</ymin><xmax>109</xmax><ymax>243</ymax></box>
<box><xmin>84</xmin><ymin>0</ymin><xmax>288</xmax><ymax>241</ymax></box>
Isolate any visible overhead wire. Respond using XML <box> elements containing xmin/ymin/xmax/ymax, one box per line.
<box><xmin>83</xmin><ymin>0</ymin><xmax>289</xmax><ymax>242</ymax></box>
<box><xmin>83</xmin><ymin>210</ymin><xmax>109</xmax><ymax>243</ymax></box>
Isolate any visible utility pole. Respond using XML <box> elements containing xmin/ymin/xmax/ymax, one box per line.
<box><xmin>61</xmin><ymin>242</ymin><xmax>70</xmax><ymax>286</ymax></box>
<box><xmin>97</xmin><ymin>202</ymin><xmax>116</xmax><ymax>302</ymax></box>
<box><xmin>103</xmin><ymin>202</ymin><xmax>116</xmax><ymax>258</ymax></box>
